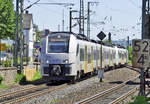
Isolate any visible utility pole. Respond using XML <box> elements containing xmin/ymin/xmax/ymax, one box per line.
<box><xmin>142</xmin><ymin>0</ymin><xmax>150</xmax><ymax>39</ymax></box>
<box><xmin>20</xmin><ymin>0</ymin><xmax>24</xmax><ymax>73</ymax></box>
<box><xmin>140</xmin><ymin>0</ymin><xmax>150</xmax><ymax>96</ymax></box>
<box><xmin>127</xmin><ymin>36</ymin><xmax>129</xmax><ymax>59</ymax></box>
<box><xmin>87</xmin><ymin>2</ymin><xmax>99</xmax><ymax>39</ymax></box>
<box><xmin>79</xmin><ymin>0</ymin><xmax>84</xmax><ymax>34</ymax></box>
<box><xmin>87</xmin><ymin>2</ymin><xmax>90</xmax><ymax>39</ymax></box>
<box><xmin>15</xmin><ymin>0</ymin><xmax>24</xmax><ymax>73</ymax></box>
<box><xmin>14</xmin><ymin>0</ymin><xmax>19</xmax><ymax>67</ymax></box>
<box><xmin>142</xmin><ymin>0</ymin><xmax>146</xmax><ymax>39</ymax></box>
<box><xmin>62</xmin><ymin>9</ymin><xmax>65</xmax><ymax>31</ymax></box>
<box><xmin>69</xmin><ymin>8</ymin><xmax>72</xmax><ymax>32</ymax></box>
<box><xmin>69</xmin><ymin>9</ymin><xmax>78</xmax><ymax>33</ymax></box>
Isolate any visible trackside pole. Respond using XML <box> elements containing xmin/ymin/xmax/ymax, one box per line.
<box><xmin>98</xmin><ymin>40</ymin><xmax>104</xmax><ymax>82</ymax></box>
<box><xmin>97</xmin><ymin>31</ymin><xmax>106</xmax><ymax>82</ymax></box>
<box><xmin>139</xmin><ymin>68</ymin><xmax>146</xmax><ymax>96</ymax></box>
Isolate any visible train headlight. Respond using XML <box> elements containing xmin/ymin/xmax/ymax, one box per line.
<box><xmin>46</xmin><ymin>60</ymin><xmax>49</xmax><ymax>64</ymax></box>
<box><xmin>64</xmin><ymin>59</ymin><xmax>69</xmax><ymax>64</ymax></box>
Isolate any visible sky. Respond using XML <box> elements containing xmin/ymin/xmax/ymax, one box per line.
<box><xmin>15</xmin><ymin>0</ymin><xmax>142</xmax><ymax>40</ymax></box>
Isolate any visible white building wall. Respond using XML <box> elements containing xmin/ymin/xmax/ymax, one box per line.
<box><xmin>24</xmin><ymin>21</ymin><xmax>35</xmax><ymax>62</ymax></box>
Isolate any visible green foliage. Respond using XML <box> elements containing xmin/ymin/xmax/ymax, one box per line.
<box><xmin>34</xmin><ymin>24</ymin><xmax>40</xmax><ymax>42</ymax></box>
<box><xmin>129</xmin><ymin>46</ymin><xmax>132</xmax><ymax>61</ymax></box>
<box><xmin>103</xmin><ymin>39</ymin><xmax>112</xmax><ymax>44</ymax></box>
<box><xmin>32</xmin><ymin>69</ymin><xmax>42</xmax><ymax>81</ymax></box>
<box><xmin>0</xmin><ymin>0</ymin><xmax>15</xmax><ymax>40</ymax></box>
<box><xmin>6</xmin><ymin>44</ymin><xmax>13</xmax><ymax>53</ymax></box>
<box><xmin>0</xmin><ymin>74</ymin><xmax>3</xmax><ymax>84</ymax></box>
<box><xmin>2</xmin><ymin>60</ymin><xmax>11</xmax><ymax>67</ymax></box>
<box><xmin>23</xmin><ymin>57</ymin><xmax>30</xmax><ymax>62</ymax></box>
<box><xmin>0</xmin><ymin>84</ymin><xmax>8</xmax><ymax>89</ymax></box>
<box><xmin>129</xmin><ymin>96</ymin><xmax>149</xmax><ymax>104</ymax></box>
<box><xmin>15</xmin><ymin>73</ymin><xmax>26</xmax><ymax>84</ymax></box>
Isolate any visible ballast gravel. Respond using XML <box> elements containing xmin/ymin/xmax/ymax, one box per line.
<box><xmin>21</xmin><ymin>67</ymin><xmax>139</xmax><ymax>104</ymax></box>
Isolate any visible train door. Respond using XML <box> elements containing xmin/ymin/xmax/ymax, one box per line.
<box><xmin>102</xmin><ymin>47</ymin><xmax>105</xmax><ymax>69</ymax></box>
<box><xmin>115</xmin><ymin>47</ymin><xmax>119</xmax><ymax>66</ymax></box>
<box><xmin>96</xmin><ymin>46</ymin><xmax>98</xmax><ymax>70</ymax></box>
<box><xmin>84</xmin><ymin>45</ymin><xmax>88</xmax><ymax>73</ymax></box>
<box><xmin>76</xmin><ymin>44</ymin><xmax>80</xmax><ymax>71</ymax></box>
<box><xmin>99</xmin><ymin>46</ymin><xmax>101</xmax><ymax>69</ymax></box>
<box><xmin>91</xmin><ymin>46</ymin><xmax>94</xmax><ymax>72</ymax></box>
<box><xmin>109</xmin><ymin>48</ymin><xmax>110</xmax><ymax>66</ymax></box>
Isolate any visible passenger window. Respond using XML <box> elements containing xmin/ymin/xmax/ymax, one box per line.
<box><xmin>88</xmin><ymin>53</ymin><xmax>91</xmax><ymax>63</ymax></box>
<box><xmin>80</xmin><ymin>48</ymin><xmax>84</xmax><ymax>61</ymax></box>
<box><xmin>76</xmin><ymin>44</ymin><xmax>79</xmax><ymax>56</ymax></box>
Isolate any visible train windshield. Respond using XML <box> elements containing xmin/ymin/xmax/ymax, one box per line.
<box><xmin>48</xmin><ymin>37</ymin><xmax>69</xmax><ymax>53</ymax></box>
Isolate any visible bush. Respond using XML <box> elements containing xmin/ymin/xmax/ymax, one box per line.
<box><xmin>15</xmin><ymin>73</ymin><xmax>26</xmax><ymax>84</ymax></box>
<box><xmin>129</xmin><ymin>46</ymin><xmax>132</xmax><ymax>61</ymax></box>
<box><xmin>2</xmin><ymin>60</ymin><xmax>11</xmax><ymax>67</ymax></box>
<box><xmin>23</xmin><ymin>57</ymin><xmax>30</xmax><ymax>62</ymax></box>
<box><xmin>129</xmin><ymin>96</ymin><xmax>149</xmax><ymax>104</ymax></box>
<box><xmin>0</xmin><ymin>74</ymin><xmax>3</xmax><ymax>84</ymax></box>
<box><xmin>32</xmin><ymin>69</ymin><xmax>42</xmax><ymax>81</ymax></box>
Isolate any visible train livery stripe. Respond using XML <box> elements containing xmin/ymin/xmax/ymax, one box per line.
<box><xmin>84</xmin><ymin>45</ymin><xmax>88</xmax><ymax>73</ymax></box>
<box><xmin>109</xmin><ymin>49</ymin><xmax>110</xmax><ymax>65</ymax></box>
<box><xmin>103</xmin><ymin>49</ymin><xmax>105</xmax><ymax>68</ymax></box>
<box><xmin>121</xmin><ymin>52</ymin><xmax>122</xmax><ymax>64</ymax></box>
<box><xmin>99</xmin><ymin>47</ymin><xmax>101</xmax><ymax>67</ymax></box>
<box><xmin>112</xmin><ymin>50</ymin><xmax>114</xmax><ymax>65</ymax></box>
<box><xmin>91</xmin><ymin>46</ymin><xmax>93</xmax><ymax>72</ymax></box>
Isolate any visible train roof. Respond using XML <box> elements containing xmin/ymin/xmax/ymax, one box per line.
<box><xmin>48</xmin><ymin>31</ymin><xmax>126</xmax><ymax>49</ymax></box>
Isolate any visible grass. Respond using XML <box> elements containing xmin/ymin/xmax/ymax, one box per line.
<box><xmin>32</xmin><ymin>69</ymin><xmax>42</xmax><ymax>81</ymax></box>
<box><xmin>128</xmin><ymin>60</ymin><xmax>132</xmax><ymax>65</ymax></box>
<box><xmin>0</xmin><ymin>84</ymin><xmax>8</xmax><ymax>89</ymax></box>
<box><xmin>129</xmin><ymin>96</ymin><xmax>149</xmax><ymax>104</ymax></box>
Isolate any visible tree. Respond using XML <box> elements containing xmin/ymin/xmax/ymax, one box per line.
<box><xmin>34</xmin><ymin>24</ymin><xmax>40</xmax><ymax>42</ymax></box>
<box><xmin>0</xmin><ymin>0</ymin><xmax>15</xmax><ymax>40</ymax></box>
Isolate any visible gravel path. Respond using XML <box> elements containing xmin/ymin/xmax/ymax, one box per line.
<box><xmin>21</xmin><ymin>67</ymin><xmax>139</xmax><ymax>104</ymax></box>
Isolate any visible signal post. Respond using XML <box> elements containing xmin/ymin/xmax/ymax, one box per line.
<box><xmin>97</xmin><ymin>31</ymin><xmax>106</xmax><ymax>82</ymax></box>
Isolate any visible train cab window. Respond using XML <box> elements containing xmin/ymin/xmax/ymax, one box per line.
<box><xmin>80</xmin><ymin>48</ymin><xmax>84</xmax><ymax>61</ymax></box>
<box><xmin>48</xmin><ymin>37</ymin><xmax>69</xmax><ymax>53</ymax></box>
<box><xmin>76</xmin><ymin>44</ymin><xmax>79</xmax><ymax>56</ymax></box>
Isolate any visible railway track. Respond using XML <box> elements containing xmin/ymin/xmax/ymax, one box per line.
<box><xmin>0</xmin><ymin>83</ymin><xmax>67</xmax><ymax>104</ymax></box>
<box><xmin>124</xmin><ymin>64</ymin><xmax>140</xmax><ymax>73</ymax></box>
<box><xmin>109</xmin><ymin>87</ymin><xmax>139</xmax><ymax>104</ymax></box>
<box><xmin>75</xmin><ymin>75</ymin><xmax>140</xmax><ymax>104</ymax></box>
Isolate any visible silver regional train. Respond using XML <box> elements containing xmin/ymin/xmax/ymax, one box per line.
<box><xmin>41</xmin><ymin>32</ymin><xmax>128</xmax><ymax>82</ymax></box>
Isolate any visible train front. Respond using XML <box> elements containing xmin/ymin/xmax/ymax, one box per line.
<box><xmin>41</xmin><ymin>32</ymin><xmax>76</xmax><ymax>81</ymax></box>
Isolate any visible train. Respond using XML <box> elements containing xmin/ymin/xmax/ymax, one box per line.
<box><xmin>40</xmin><ymin>32</ymin><xmax>128</xmax><ymax>82</ymax></box>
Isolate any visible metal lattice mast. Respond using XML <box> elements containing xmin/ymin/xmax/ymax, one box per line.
<box><xmin>79</xmin><ymin>0</ymin><xmax>84</xmax><ymax>34</ymax></box>
<box><xmin>14</xmin><ymin>0</ymin><xmax>19</xmax><ymax>67</ymax></box>
<box><xmin>87</xmin><ymin>2</ymin><xmax>99</xmax><ymax>39</ymax></box>
<box><xmin>15</xmin><ymin>0</ymin><xmax>24</xmax><ymax>72</ymax></box>
<box><xmin>142</xmin><ymin>0</ymin><xmax>150</xmax><ymax>39</ymax></box>
<box><xmin>87</xmin><ymin>2</ymin><xmax>90</xmax><ymax>39</ymax></box>
<box><xmin>20</xmin><ymin>0</ymin><xmax>24</xmax><ymax>72</ymax></box>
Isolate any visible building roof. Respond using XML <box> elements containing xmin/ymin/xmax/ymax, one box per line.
<box><xmin>23</xmin><ymin>13</ymin><xmax>33</xmax><ymax>29</ymax></box>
